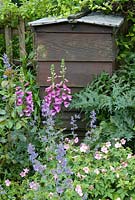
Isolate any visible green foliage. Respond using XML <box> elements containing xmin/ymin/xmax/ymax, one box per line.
<box><xmin>0</xmin><ymin>0</ymin><xmax>134</xmax><ymax>63</ymax></box>
<box><xmin>71</xmin><ymin>54</ymin><xmax>135</xmax><ymax>142</ymax></box>
<box><xmin>0</xmin><ymin>57</ymin><xmax>41</xmax><ymax>180</ymax></box>
<box><xmin>1</xmin><ymin>138</ymin><xmax>135</xmax><ymax>199</ymax></box>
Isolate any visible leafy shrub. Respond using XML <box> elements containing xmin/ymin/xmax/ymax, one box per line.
<box><xmin>71</xmin><ymin>55</ymin><xmax>135</xmax><ymax>143</ymax></box>
<box><xmin>1</xmin><ymin>137</ymin><xmax>135</xmax><ymax>199</ymax></box>
<box><xmin>0</xmin><ymin>54</ymin><xmax>41</xmax><ymax>180</ymax></box>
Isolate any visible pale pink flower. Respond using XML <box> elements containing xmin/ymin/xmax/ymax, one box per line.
<box><xmin>77</xmin><ymin>172</ymin><xmax>82</xmax><ymax>178</ymax></box>
<box><xmin>101</xmin><ymin>168</ymin><xmax>107</xmax><ymax>173</ymax></box>
<box><xmin>83</xmin><ymin>167</ymin><xmax>90</xmax><ymax>174</ymax></box>
<box><xmin>53</xmin><ymin>174</ymin><xmax>58</xmax><ymax>180</ymax></box>
<box><xmin>101</xmin><ymin>146</ymin><xmax>108</xmax><ymax>154</ymax></box>
<box><xmin>77</xmin><ymin>173</ymin><xmax>86</xmax><ymax>179</ymax></box>
<box><xmin>115</xmin><ymin>142</ymin><xmax>122</xmax><ymax>148</ymax></box>
<box><xmin>120</xmin><ymin>138</ymin><xmax>126</xmax><ymax>145</ymax></box>
<box><xmin>23</xmin><ymin>168</ymin><xmax>29</xmax><ymax>174</ymax></box>
<box><xmin>75</xmin><ymin>185</ymin><xmax>83</xmax><ymax>197</ymax></box>
<box><xmin>94</xmin><ymin>151</ymin><xmax>102</xmax><ymax>160</ymax></box>
<box><xmin>110</xmin><ymin>166</ymin><xmax>115</xmax><ymax>172</ymax></box>
<box><xmin>5</xmin><ymin>179</ymin><xmax>11</xmax><ymax>186</ymax></box>
<box><xmin>74</xmin><ymin>137</ymin><xmax>79</xmax><ymax>144</ymax></box>
<box><xmin>116</xmin><ymin>173</ymin><xmax>120</xmax><ymax>178</ymax></box>
<box><xmin>64</xmin><ymin>144</ymin><xmax>70</xmax><ymax>150</ymax></box>
<box><xmin>20</xmin><ymin>168</ymin><xmax>29</xmax><ymax>177</ymax></box>
<box><xmin>121</xmin><ymin>162</ymin><xmax>128</xmax><ymax>168</ymax></box>
<box><xmin>20</xmin><ymin>171</ymin><xmax>26</xmax><ymax>177</ymax></box>
<box><xmin>48</xmin><ymin>192</ymin><xmax>54</xmax><ymax>199</ymax></box>
<box><xmin>89</xmin><ymin>185</ymin><xmax>94</xmax><ymax>190</ymax></box>
<box><xmin>94</xmin><ymin>169</ymin><xmax>100</xmax><ymax>175</ymax></box>
<box><xmin>65</xmin><ymin>138</ymin><xmax>70</xmax><ymax>143</ymax></box>
<box><xmin>80</xmin><ymin>143</ymin><xmax>89</xmax><ymax>153</ymax></box>
<box><xmin>105</xmin><ymin>141</ymin><xmax>111</xmax><ymax>148</ymax></box>
<box><xmin>127</xmin><ymin>154</ymin><xmax>132</xmax><ymax>159</ymax></box>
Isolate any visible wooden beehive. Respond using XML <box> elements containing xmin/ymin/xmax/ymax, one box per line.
<box><xmin>29</xmin><ymin>13</ymin><xmax>124</xmax><ymax>134</ymax></box>
<box><xmin>29</xmin><ymin>13</ymin><xmax>124</xmax><ymax>91</ymax></box>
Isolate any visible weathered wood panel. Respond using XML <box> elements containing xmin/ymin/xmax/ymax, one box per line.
<box><xmin>37</xmin><ymin>61</ymin><xmax>113</xmax><ymax>87</ymax></box>
<box><xmin>36</xmin><ymin>33</ymin><xmax>114</xmax><ymax>62</ymax></box>
<box><xmin>5</xmin><ymin>26</ymin><xmax>13</xmax><ymax>62</ymax></box>
<box><xmin>33</xmin><ymin>23</ymin><xmax>113</xmax><ymax>33</ymax></box>
<box><xmin>18</xmin><ymin>18</ymin><xmax>26</xmax><ymax>58</ymax></box>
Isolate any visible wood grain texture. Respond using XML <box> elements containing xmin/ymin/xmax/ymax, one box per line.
<box><xmin>36</xmin><ymin>33</ymin><xmax>114</xmax><ymax>62</ymax></box>
<box><xmin>37</xmin><ymin>61</ymin><xmax>113</xmax><ymax>87</ymax></box>
<box><xmin>34</xmin><ymin>23</ymin><xmax>113</xmax><ymax>33</ymax></box>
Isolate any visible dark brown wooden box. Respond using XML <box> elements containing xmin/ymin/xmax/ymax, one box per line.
<box><xmin>29</xmin><ymin>13</ymin><xmax>124</xmax><ymax>92</ymax></box>
<box><xmin>29</xmin><ymin>13</ymin><xmax>124</xmax><ymax>134</ymax></box>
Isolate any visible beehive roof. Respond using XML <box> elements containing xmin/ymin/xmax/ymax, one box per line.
<box><xmin>29</xmin><ymin>13</ymin><xmax>124</xmax><ymax>28</ymax></box>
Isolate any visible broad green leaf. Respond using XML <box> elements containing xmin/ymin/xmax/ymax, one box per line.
<box><xmin>15</xmin><ymin>122</ymin><xmax>22</xmax><ymax>130</ymax></box>
<box><xmin>6</xmin><ymin>120</ymin><xmax>14</xmax><ymax>129</ymax></box>
<box><xmin>1</xmin><ymin>80</ymin><xmax>9</xmax><ymax>88</ymax></box>
<box><xmin>0</xmin><ymin>109</ymin><xmax>6</xmax><ymax>115</ymax></box>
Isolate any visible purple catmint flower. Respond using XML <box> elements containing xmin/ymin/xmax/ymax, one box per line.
<box><xmin>70</xmin><ymin>114</ymin><xmax>80</xmax><ymax>137</ymax></box>
<box><xmin>2</xmin><ymin>96</ymin><xmax>6</xmax><ymax>101</ymax></box>
<box><xmin>28</xmin><ymin>143</ymin><xmax>38</xmax><ymax>163</ymax></box>
<box><xmin>0</xmin><ymin>185</ymin><xmax>6</xmax><ymax>195</ymax></box>
<box><xmin>33</xmin><ymin>160</ymin><xmax>46</xmax><ymax>173</ymax></box>
<box><xmin>90</xmin><ymin>110</ymin><xmax>96</xmax><ymax>129</ymax></box>
<box><xmin>29</xmin><ymin>181</ymin><xmax>39</xmax><ymax>190</ymax></box>
<box><xmin>64</xmin><ymin>167</ymin><xmax>73</xmax><ymax>175</ymax></box>
<box><xmin>3</xmin><ymin>75</ymin><xmax>8</xmax><ymax>79</ymax></box>
<box><xmin>28</xmin><ymin>144</ymin><xmax>45</xmax><ymax>174</ymax></box>
<box><xmin>64</xmin><ymin>178</ymin><xmax>73</xmax><ymax>189</ymax></box>
<box><xmin>56</xmin><ymin>186</ymin><xmax>64</xmax><ymax>194</ymax></box>
<box><xmin>2</xmin><ymin>53</ymin><xmax>11</xmax><ymax>68</ymax></box>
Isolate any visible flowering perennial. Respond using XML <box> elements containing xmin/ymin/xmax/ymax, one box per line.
<box><xmin>42</xmin><ymin>82</ymin><xmax>72</xmax><ymax>116</ymax></box>
<box><xmin>15</xmin><ymin>86</ymin><xmax>34</xmax><ymax>117</ymax></box>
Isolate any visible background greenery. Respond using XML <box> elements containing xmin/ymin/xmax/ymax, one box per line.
<box><xmin>0</xmin><ymin>0</ymin><xmax>134</xmax><ymax>61</ymax></box>
<box><xmin>0</xmin><ymin>0</ymin><xmax>135</xmax><ymax>199</ymax></box>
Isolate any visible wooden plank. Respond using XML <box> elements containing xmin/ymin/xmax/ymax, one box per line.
<box><xmin>37</xmin><ymin>61</ymin><xmax>113</xmax><ymax>87</ymax></box>
<box><xmin>18</xmin><ymin>18</ymin><xmax>26</xmax><ymax>58</ymax></box>
<box><xmin>36</xmin><ymin>33</ymin><xmax>114</xmax><ymax>62</ymax></box>
<box><xmin>34</xmin><ymin>23</ymin><xmax>113</xmax><ymax>33</ymax></box>
<box><xmin>5</xmin><ymin>25</ymin><xmax>13</xmax><ymax>62</ymax></box>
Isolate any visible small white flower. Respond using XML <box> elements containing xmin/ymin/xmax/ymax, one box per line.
<box><xmin>127</xmin><ymin>154</ymin><xmax>132</xmax><ymax>159</ymax></box>
<box><xmin>120</xmin><ymin>138</ymin><xmax>126</xmax><ymax>145</ymax></box>
<box><xmin>94</xmin><ymin>151</ymin><xmax>102</xmax><ymax>160</ymax></box>
<box><xmin>105</xmin><ymin>141</ymin><xmax>111</xmax><ymax>148</ymax></box>
<box><xmin>116</xmin><ymin>173</ymin><xmax>119</xmax><ymax>178</ymax></box>
<box><xmin>94</xmin><ymin>169</ymin><xmax>100</xmax><ymax>175</ymax></box>
<box><xmin>110</xmin><ymin>166</ymin><xmax>115</xmax><ymax>171</ymax></box>
<box><xmin>75</xmin><ymin>185</ymin><xmax>83</xmax><ymax>197</ymax></box>
<box><xmin>80</xmin><ymin>143</ymin><xmax>89</xmax><ymax>153</ymax></box>
<box><xmin>83</xmin><ymin>167</ymin><xmax>90</xmax><ymax>174</ymax></box>
<box><xmin>5</xmin><ymin>179</ymin><xmax>11</xmax><ymax>186</ymax></box>
<box><xmin>101</xmin><ymin>146</ymin><xmax>108</xmax><ymax>154</ymax></box>
<box><xmin>115</xmin><ymin>142</ymin><xmax>122</xmax><ymax>148</ymax></box>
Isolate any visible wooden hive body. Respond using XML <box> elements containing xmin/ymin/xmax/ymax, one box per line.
<box><xmin>29</xmin><ymin>13</ymin><xmax>124</xmax><ymax>134</ymax></box>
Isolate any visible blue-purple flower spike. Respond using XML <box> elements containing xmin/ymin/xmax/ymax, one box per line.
<box><xmin>2</xmin><ymin>53</ymin><xmax>11</xmax><ymax>68</ymax></box>
<box><xmin>90</xmin><ymin>110</ymin><xmax>96</xmax><ymax>129</ymax></box>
